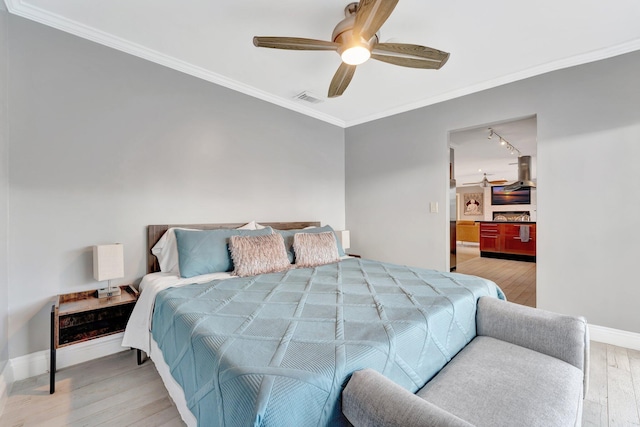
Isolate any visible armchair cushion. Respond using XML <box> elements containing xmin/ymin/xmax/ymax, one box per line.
<box><xmin>417</xmin><ymin>336</ymin><xmax>584</xmax><ymax>427</ymax></box>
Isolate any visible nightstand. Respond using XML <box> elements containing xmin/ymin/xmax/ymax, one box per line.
<box><xmin>50</xmin><ymin>285</ymin><xmax>138</xmax><ymax>394</ymax></box>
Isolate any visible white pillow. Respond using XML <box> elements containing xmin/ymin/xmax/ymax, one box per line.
<box><xmin>236</xmin><ymin>221</ymin><xmax>258</xmax><ymax>230</ymax></box>
<box><xmin>236</xmin><ymin>221</ymin><xmax>267</xmax><ymax>230</ymax></box>
<box><xmin>151</xmin><ymin>227</ymin><xmax>194</xmax><ymax>274</ymax></box>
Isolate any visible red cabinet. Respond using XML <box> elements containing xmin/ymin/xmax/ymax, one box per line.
<box><xmin>480</xmin><ymin>222</ymin><xmax>536</xmax><ymax>260</ymax></box>
<box><xmin>479</xmin><ymin>222</ymin><xmax>500</xmax><ymax>252</ymax></box>
<box><xmin>502</xmin><ymin>223</ymin><xmax>536</xmax><ymax>256</ymax></box>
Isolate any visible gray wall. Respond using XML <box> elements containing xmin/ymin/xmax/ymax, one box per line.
<box><xmin>0</xmin><ymin>4</ymin><xmax>9</xmax><ymax>372</ymax></box>
<box><xmin>5</xmin><ymin>9</ymin><xmax>640</xmax><ymax>362</ymax></box>
<box><xmin>346</xmin><ymin>51</ymin><xmax>640</xmax><ymax>334</ymax></box>
<box><xmin>7</xmin><ymin>16</ymin><xmax>345</xmax><ymax>358</ymax></box>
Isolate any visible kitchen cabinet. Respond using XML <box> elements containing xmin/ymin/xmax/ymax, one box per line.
<box><xmin>480</xmin><ymin>222</ymin><xmax>536</xmax><ymax>261</ymax></box>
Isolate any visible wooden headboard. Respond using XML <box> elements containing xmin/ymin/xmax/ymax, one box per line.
<box><xmin>147</xmin><ymin>221</ymin><xmax>321</xmax><ymax>274</ymax></box>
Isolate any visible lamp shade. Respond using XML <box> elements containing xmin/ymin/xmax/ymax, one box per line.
<box><xmin>93</xmin><ymin>244</ymin><xmax>124</xmax><ymax>281</ymax></box>
<box><xmin>336</xmin><ymin>230</ymin><xmax>350</xmax><ymax>250</ymax></box>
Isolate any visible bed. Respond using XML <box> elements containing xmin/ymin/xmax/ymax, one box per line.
<box><xmin>122</xmin><ymin>221</ymin><xmax>504</xmax><ymax>426</ymax></box>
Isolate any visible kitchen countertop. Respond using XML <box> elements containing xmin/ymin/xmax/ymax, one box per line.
<box><xmin>479</xmin><ymin>221</ymin><xmax>536</xmax><ymax>224</ymax></box>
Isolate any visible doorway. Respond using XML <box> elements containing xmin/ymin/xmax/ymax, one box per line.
<box><xmin>448</xmin><ymin>116</ymin><xmax>537</xmax><ymax>307</ymax></box>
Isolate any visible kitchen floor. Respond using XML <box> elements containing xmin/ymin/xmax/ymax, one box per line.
<box><xmin>455</xmin><ymin>242</ymin><xmax>536</xmax><ymax>308</ymax></box>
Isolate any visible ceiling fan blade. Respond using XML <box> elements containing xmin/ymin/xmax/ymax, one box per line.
<box><xmin>253</xmin><ymin>36</ymin><xmax>339</xmax><ymax>51</ymax></box>
<box><xmin>353</xmin><ymin>0</ymin><xmax>399</xmax><ymax>41</ymax></box>
<box><xmin>488</xmin><ymin>180</ymin><xmax>508</xmax><ymax>184</ymax></box>
<box><xmin>371</xmin><ymin>54</ymin><xmax>443</xmax><ymax>69</ymax></box>
<box><xmin>374</xmin><ymin>43</ymin><xmax>449</xmax><ymax>61</ymax></box>
<box><xmin>372</xmin><ymin>43</ymin><xmax>450</xmax><ymax>69</ymax></box>
<box><xmin>328</xmin><ymin>63</ymin><xmax>357</xmax><ymax>98</ymax></box>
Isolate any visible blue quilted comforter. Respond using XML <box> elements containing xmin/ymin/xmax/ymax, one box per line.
<box><xmin>152</xmin><ymin>258</ymin><xmax>504</xmax><ymax>426</ymax></box>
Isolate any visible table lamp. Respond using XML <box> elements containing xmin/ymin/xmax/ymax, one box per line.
<box><xmin>93</xmin><ymin>243</ymin><xmax>124</xmax><ymax>298</ymax></box>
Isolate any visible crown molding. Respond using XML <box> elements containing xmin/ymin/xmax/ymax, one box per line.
<box><xmin>6</xmin><ymin>1</ymin><xmax>640</xmax><ymax>129</ymax></box>
<box><xmin>345</xmin><ymin>38</ymin><xmax>640</xmax><ymax>127</ymax></box>
<box><xmin>4</xmin><ymin>0</ymin><xmax>347</xmax><ymax>128</ymax></box>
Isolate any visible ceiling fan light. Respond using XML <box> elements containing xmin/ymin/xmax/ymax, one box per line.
<box><xmin>341</xmin><ymin>46</ymin><xmax>370</xmax><ymax>65</ymax></box>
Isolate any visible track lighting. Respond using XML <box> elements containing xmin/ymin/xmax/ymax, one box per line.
<box><xmin>488</xmin><ymin>128</ymin><xmax>521</xmax><ymax>155</ymax></box>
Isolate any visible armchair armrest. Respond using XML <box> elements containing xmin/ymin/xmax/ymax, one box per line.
<box><xmin>476</xmin><ymin>297</ymin><xmax>589</xmax><ymax>394</ymax></box>
<box><xmin>342</xmin><ymin>369</ymin><xmax>473</xmax><ymax>427</ymax></box>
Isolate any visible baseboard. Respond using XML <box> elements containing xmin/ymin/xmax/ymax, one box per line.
<box><xmin>9</xmin><ymin>332</ymin><xmax>128</xmax><ymax>382</ymax></box>
<box><xmin>589</xmin><ymin>324</ymin><xmax>640</xmax><ymax>351</ymax></box>
<box><xmin>0</xmin><ymin>360</ymin><xmax>12</xmax><ymax>418</ymax></box>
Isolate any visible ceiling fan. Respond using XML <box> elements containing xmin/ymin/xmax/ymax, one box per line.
<box><xmin>462</xmin><ymin>173</ymin><xmax>508</xmax><ymax>188</ymax></box>
<box><xmin>253</xmin><ymin>0</ymin><xmax>450</xmax><ymax>98</ymax></box>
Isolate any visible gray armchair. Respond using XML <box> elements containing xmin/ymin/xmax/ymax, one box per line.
<box><xmin>342</xmin><ymin>297</ymin><xmax>589</xmax><ymax>427</ymax></box>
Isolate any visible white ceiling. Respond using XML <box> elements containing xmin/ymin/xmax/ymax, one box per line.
<box><xmin>451</xmin><ymin>116</ymin><xmax>537</xmax><ymax>186</ymax></box>
<box><xmin>5</xmin><ymin>0</ymin><xmax>640</xmax><ymax>127</ymax></box>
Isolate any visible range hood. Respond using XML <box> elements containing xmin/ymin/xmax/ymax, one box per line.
<box><xmin>503</xmin><ymin>155</ymin><xmax>536</xmax><ymax>191</ymax></box>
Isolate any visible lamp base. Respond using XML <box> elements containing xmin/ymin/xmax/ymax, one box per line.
<box><xmin>96</xmin><ymin>286</ymin><xmax>121</xmax><ymax>298</ymax></box>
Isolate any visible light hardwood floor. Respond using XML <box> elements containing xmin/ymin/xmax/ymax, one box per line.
<box><xmin>584</xmin><ymin>342</ymin><xmax>640</xmax><ymax>426</ymax></box>
<box><xmin>455</xmin><ymin>243</ymin><xmax>536</xmax><ymax>307</ymax></box>
<box><xmin>2</xmin><ymin>253</ymin><xmax>637</xmax><ymax>426</ymax></box>
<box><xmin>2</xmin><ymin>343</ymin><xmax>639</xmax><ymax>426</ymax></box>
<box><xmin>0</xmin><ymin>351</ymin><xmax>186</xmax><ymax>427</ymax></box>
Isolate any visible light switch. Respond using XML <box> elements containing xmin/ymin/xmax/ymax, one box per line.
<box><xmin>430</xmin><ymin>202</ymin><xmax>438</xmax><ymax>213</ymax></box>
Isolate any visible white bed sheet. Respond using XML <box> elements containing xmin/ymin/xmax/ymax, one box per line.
<box><xmin>150</xmin><ymin>336</ymin><xmax>197</xmax><ymax>427</ymax></box>
<box><xmin>121</xmin><ymin>271</ymin><xmax>232</xmax><ymax>354</ymax></box>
